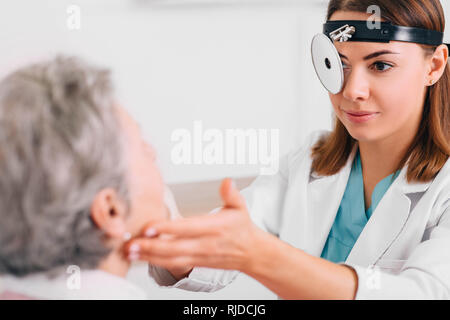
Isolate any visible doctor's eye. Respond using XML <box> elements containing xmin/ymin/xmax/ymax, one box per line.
<box><xmin>342</xmin><ymin>61</ymin><xmax>351</xmax><ymax>71</ymax></box>
<box><xmin>371</xmin><ymin>61</ymin><xmax>394</xmax><ymax>72</ymax></box>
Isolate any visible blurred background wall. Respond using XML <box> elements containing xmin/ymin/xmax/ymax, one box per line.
<box><xmin>2</xmin><ymin>0</ymin><xmax>449</xmax><ymax>184</ymax></box>
<box><xmin>0</xmin><ymin>0</ymin><xmax>335</xmax><ymax>185</ymax></box>
<box><xmin>1</xmin><ymin>0</ymin><xmax>449</xmax><ymax>185</ymax></box>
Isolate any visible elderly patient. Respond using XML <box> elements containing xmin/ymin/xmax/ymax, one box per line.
<box><xmin>0</xmin><ymin>56</ymin><xmax>173</xmax><ymax>299</ymax></box>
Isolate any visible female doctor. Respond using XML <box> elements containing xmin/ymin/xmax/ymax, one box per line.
<box><xmin>126</xmin><ymin>0</ymin><xmax>450</xmax><ymax>299</ymax></box>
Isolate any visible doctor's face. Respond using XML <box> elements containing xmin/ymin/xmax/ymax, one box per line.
<box><xmin>327</xmin><ymin>11</ymin><xmax>432</xmax><ymax>143</ymax></box>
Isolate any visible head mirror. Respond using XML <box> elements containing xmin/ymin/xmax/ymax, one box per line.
<box><xmin>311</xmin><ymin>20</ymin><xmax>449</xmax><ymax>94</ymax></box>
<box><xmin>311</xmin><ymin>33</ymin><xmax>345</xmax><ymax>94</ymax></box>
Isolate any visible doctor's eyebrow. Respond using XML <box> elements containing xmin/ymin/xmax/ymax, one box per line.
<box><xmin>339</xmin><ymin>50</ymin><xmax>400</xmax><ymax>61</ymax></box>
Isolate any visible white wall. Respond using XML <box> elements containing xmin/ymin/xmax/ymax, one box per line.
<box><xmin>1</xmin><ymin>1</ymin><xmax>450</xmax><ymax>184</ymax></box>
<box><xmin>2</xmin><ymin>0</ymin><xmax>449</xmax><ymax>184</ymax></box>
<box><xmin>0</xmin><ymin>0</ymin><xmax>334</xmax><ymax>184</ymax></box>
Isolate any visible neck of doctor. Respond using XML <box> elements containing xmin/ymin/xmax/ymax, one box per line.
<box><xmin>358</xmin><ymin>124</ymin><xmax>420</xmax><ymax>180</ymax></box>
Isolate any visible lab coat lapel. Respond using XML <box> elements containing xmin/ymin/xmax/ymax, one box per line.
<box><xmin>305</xmin><ymin>146</ymin><xmax>358</xmax><ymax>257</ymax></box>
<box><xmin>345</xmin><ymin>164</ymin><xmax>432</xmax><ymax>266</ymax></box>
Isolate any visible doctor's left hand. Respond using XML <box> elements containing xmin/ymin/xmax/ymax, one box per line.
<box><xmin>124</xmin><ymin>178</ymin><xmax>267</xmax><ymax>274</ymax></box>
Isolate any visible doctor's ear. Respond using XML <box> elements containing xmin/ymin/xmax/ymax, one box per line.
<box><xmin>90</xmin><ymin>188</ymin><xmax>128</xmax><ymax>239</ymax></box>
<box><xmin>425</xmin><ymin>44</ymin><xmax>449</xmax><ymax>86</ymax></box>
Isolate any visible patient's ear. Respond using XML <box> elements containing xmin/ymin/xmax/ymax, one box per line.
<box><xmin>90</xmin><ymin>188</ymin><xmax>128</xmax><ymax>239</ymax></box>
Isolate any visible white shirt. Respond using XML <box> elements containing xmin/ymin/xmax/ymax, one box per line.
<box><xmin>0</xmin><ymin>269</ymin><xmax>147</xmax><ymax>300</ymax></box>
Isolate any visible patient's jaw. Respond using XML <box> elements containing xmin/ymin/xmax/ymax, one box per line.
<box><xmin>92</xmin><ymin>106</ymin><xmax>168</xmax><ymax>277</ymax></box>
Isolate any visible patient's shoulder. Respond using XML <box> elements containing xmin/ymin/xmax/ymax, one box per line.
<box><xmin>0</xmin><ymin>290</ymin><xmax>38</xmax><ymax>300</ymax></box>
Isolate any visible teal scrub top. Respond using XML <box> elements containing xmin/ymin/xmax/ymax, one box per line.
<box><xmin>320</xmin><ymin>148</ymin><xmax>401</xmax><ymax>263</ymax></box>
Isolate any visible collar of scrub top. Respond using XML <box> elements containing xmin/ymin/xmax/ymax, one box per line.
<box><xmin>313</xmin><ymin>20</ymin><xmax>450</xmax><ymax>94</ymax></box>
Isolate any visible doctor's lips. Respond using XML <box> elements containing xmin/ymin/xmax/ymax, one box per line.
<box><xmin>343</xmin><ymin>110</ymin><xmax>380</xmax><ymax>124</ymax></box>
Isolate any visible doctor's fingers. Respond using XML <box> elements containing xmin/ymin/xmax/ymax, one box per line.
<box><xmin>141</xmin><ymin>210</ymin><xmax>242</xmax><ymax>238</ymax></box>
<box><xmin>126</xmin><ymin>236</ymin><xmax>216</xmax><ymax>260</ymax></box>
<box><xmin>143</xmin><ymin>254</ymin><xmax>234</xmax><ymax>271</ymax></box>
<box><xmin>220</xmin><ymin>178</ymin><xmax>247</xmax><ymax>209</ymax></box>
<box><xmin>135</xmin><ymin>239</ymin><xmax>244</xmax><ymax>271</ymax></box>
<box><xmin>145</xmin><ymin>256</ymin><xmax>195</xmax><ymax>271</ymax></box>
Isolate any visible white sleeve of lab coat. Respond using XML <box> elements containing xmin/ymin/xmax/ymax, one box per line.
<box><xmin>148</xmin><ymin>264</ymin><xmax>240</xmax><ymax>292</ymax></box>
<box><xmin>342</xmin><ymin>201</ymin><xmax>450</xmax><ymax>300</ymax></box>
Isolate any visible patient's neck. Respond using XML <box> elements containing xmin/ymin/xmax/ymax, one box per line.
<box><xmin>97</xmin><ymin>250</ymin><xmax>130</xmax><ymax>278</ymax></box>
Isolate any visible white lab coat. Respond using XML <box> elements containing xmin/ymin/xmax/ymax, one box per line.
<box><xmin>149</xmin><ymin>130</ymin><xmax>450</xmax><ymax>299</ymax></box>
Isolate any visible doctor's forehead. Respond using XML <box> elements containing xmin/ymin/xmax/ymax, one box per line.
<box><xmin>327</xmin><ymin>11</ymin><xmax>415</xmax><ymax>59</ymax></box>
<box><xmin>333</xmin><ymin>40</ymin><xmax>418</xmax><ymax>62</ymax></box>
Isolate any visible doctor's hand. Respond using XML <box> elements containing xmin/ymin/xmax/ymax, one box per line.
<box><xmin>124</xmin><ymin>178</ymin><xmax>267</xmax><ymax>275</ymax></box>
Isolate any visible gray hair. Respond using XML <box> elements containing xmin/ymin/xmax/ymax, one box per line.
<box><xmin>0</xmin><ymin>56</ymin><xmax>129</xmax><ymax>277</ymax></box>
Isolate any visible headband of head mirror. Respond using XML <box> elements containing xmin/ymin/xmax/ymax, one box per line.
<box><xmin>311</xmin><ymin>20</ymin><xmax>450</xmax><ymax>94</ymax></box>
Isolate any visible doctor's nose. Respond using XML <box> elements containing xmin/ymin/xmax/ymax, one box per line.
<box><xmin>341</xmin><ymin>68</ymin><xmax>370</xmax><ymax>102</ymax></box>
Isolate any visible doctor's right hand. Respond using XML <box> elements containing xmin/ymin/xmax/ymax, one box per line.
<box><xmin>124</xmin><ymin>178</ymin><xmax>267</xmax><ymax>276</ymax></box>
<box><xmin>156</xmin><ymin>232</ymin><xmax>194</xmax><ymax>280</ymax></box>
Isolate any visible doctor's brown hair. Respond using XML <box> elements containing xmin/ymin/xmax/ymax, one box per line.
<box><xmin>311</xmin><ymin>0</ymin><xmax>450</xmax><ymax>183</ymax></box>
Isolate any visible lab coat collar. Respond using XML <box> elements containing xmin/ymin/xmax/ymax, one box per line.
<box><xmin>306</xmin><ymin>145</ymin><xmax>357</xmax><ymax>258</ymax></box>
<box><xmin>307</xmin><ymin>143</ymin><xmax>433</xmax><ymax>267</ymax></box>
<box><xmin>346</xmin><ymin>157</ymin><xmax>432</xmax><ymax>266</ymax></box>
<box><xmin>0</xmin><ymin>269</ymin><xmax>147</xmax><ymax>300</ymax></box>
